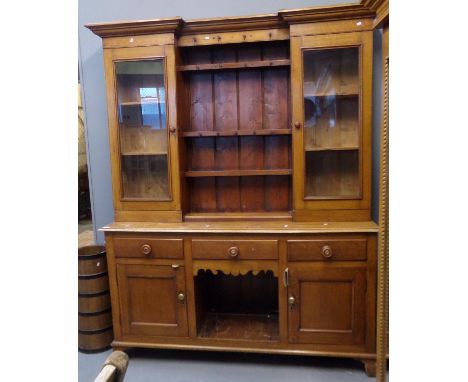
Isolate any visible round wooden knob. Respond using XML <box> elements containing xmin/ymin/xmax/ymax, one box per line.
<box><xmin>321</xmin><ymin>245</ymin><xmax>333</xmax><ymax>259</ymax></box>
<box><xmin>177</xmin><ymin>292</ymin><xmax>185</xmax><ymax>302</ymax></box>
<box><xmin>169</xmin><ymin>126</ymin><xmax>177</xmax><ymax>134</ymax></box>
<box><xmin>294</xmin><ymin>121</ymin><xmax>301</xmax><ymax>129</ymax></box>
<box><xmin>228</xmin><ymin>246</ymin><xmax>239</xmax><ymax>258</ymax></box>
<box><xmin>141</xmin><ymin>244</ymin><xmax>152</xmax><ymax>256</ymax></box>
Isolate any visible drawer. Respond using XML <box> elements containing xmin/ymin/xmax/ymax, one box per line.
<box><xmin>192</xmin><ymin>240</ymin><xmax>278</xmax><ymax>260</ymax></box>
<box><xmin>113</xmin><ymin>237</ymin><xmax>183</xmax><ymax>259</ymax></box>
<box><xmin>288</xmin><ymin>239</ymin><xmax>367</xmax><ymax>261</ymax></box>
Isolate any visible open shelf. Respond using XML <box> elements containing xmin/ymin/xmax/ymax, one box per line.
<box><xmin>198</xmin><ymin>313</ymin><xmax>279</xmax><ymax>341</ymax></box>
<box><xmin>188</xmin><ymin>175</ymin><xmax>291</xmax><ymax>213</ymax></box>
<box><xmin>195</xmin><ymin>270</ymin><xmax>279</xmax><ymax>342</ymax></box>
<box><xmin>184</xmin><ymin>169</ymin><xmax>291</xmax><ymax>177</ymax></box>
<box><xmin>178</xmin><ymin>59</ymin><xmax>290</xmax><ymax>72</ymax></box>
<box><xmin>181</xmin><ymin>129</ymin><xmax>291</xmax><ymax>137</ymax></box>
<box><xmin>181</xmin><ymin>41</ymin><xmax>292</xmax><ymax>214</ymax></box>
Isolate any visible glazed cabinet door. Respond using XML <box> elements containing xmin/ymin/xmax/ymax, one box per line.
<box><xmin>116</xmin><ymin>263</ymin><xmax>188</xmax><ymax>337</ymax></box>
<box><xmin>287</xmin><ymin>263</ymin><xmax>366</xmax><ymax>346</ymax></box>
<box><xmin>291</xmin><ymin>32</ymin><xmax>372</xmax><ymax>219</ymax></box>
<box><xmin>103</xmin><ymin>45</ymin><xmax>181</xmax><ymax>215</ymax></box>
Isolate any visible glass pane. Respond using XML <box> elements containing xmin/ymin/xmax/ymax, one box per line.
<box><xmin>303</xmin><ymin>47</ymin><xmax>360</xmax><ymax>198</ymax></box>
<box><xmin>115</xmin><ymin>60</ymin><xmax>170</xmax><ymax>200</ymax></box>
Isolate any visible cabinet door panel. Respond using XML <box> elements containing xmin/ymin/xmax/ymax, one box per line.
<box><xmin>103</xmin><ymin>45</ymin><xmax>181</xmax><ymax>212</ymax></box>
<box><xmin>116</xmin><ymin>264</ymin><xmax>188</xmax><ymax>337</ymax></box>
<box><xmin>288</xmin><ymin>263</ymin><xmax>366</xmax><ymax>346</ymax></box>
<box><xmin>291</xmin><ymin>32</ymin><xmax>372</xmax><ymax>214</ymax></box>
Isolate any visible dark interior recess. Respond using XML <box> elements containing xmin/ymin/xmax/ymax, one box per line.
<box><xmin>194</xmin><ymin>270</ymin><xmax>279</xmax><ymax>341</ymax></box>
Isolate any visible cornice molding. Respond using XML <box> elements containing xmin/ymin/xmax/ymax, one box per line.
<box><xmin>183</xmin><ymin>14</ymin><xmax>287</xmax><ymax>34</ymax></box>
<box><xmin>85</xmin><ymin>17</ymin><xmax>183</xmax><ymax>38</ymax></box>
<box><xmin>85</xmin><ymin>1</ymin><xmax>388</xmax><ymax>38</ymax></box>
<box><xmin>362</xmin><ymin>0</ymin><xmax>386</xmax><ymax>11</ymax></box>
<box><xmin>372</xmin><ymin>0</ymin><xmax>389</xmax><ymax>28</ymax></box>
<box><xmin>278</xmin><ymin>3</ymin><xmax>374</xmax><ymax>24</ymax></box>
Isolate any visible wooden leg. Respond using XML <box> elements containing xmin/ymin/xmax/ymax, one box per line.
<box><xmin>112</xmin><ymin>345</ymin><xmax>130</xmax><ymax>353</ymax></box>
<box><xmin>362</xmin><ymin>359</ymin><xmax>376</xmax><ymax>378</ymax></box>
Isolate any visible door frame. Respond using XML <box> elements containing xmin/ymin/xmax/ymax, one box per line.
<box><xmin>291</xmin><ymin>31</ymin><xmax>373</xmax><ymax>218</ymax></box>
<box><xmin>103</xmin><ymin>45</ymin><xmax>182</xmax><ymax>213</ymax></box>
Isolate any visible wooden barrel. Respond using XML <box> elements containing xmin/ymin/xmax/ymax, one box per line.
<box><xmin>78</xmin><ymin>245</ymin><xmax>113</xmax><ymax>353</ymax></box>
<box><xmin>78</xmin><ymin>327</ymin><xmax>114</xmax><ymax>353</ymax></box>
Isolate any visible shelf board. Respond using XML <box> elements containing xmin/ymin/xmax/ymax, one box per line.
<box><xmin>121</xmin><ymin>151</ymin><xmax>167</xmax><ymax>156</ymax></box>
<box><xmin>198</xmin><ymin>313</ymin><xmax>279</xmax><ymax>342</ymax></box>
<box><xmin>304</xmin><ymin>92</ymin><xmax>359</xmax><ymax>98</ymax></box>
<box><xmin>119</xmin><ymin>100</ymin><xmax>160</xmax><ymax>106</ymax></box>
<box><xmin>181</xmin><ymin>129</ymin><xmax>291</xmax><ymax>138</ymax></box>
<box><xmin>178</xmin><ymin>59</ymin><xmax>290</xmax><ymax>72</ymax></box>
<box><xmin>303</xmin><ymin>82</ymin><xmax>359</xmax><ymax>98</ymax></box>
<box><xmin>304</xmin><ymin>194</ymin><xmax>361</xmax><ymax>200</ymax></box>
<box><xmin>101</xmin><ymin>220</ymin><xmax>380</xmax><ymax>234</ymax></box>
<box><xmin>305</xmin><ymin>146</ymin><xmax>359</xmax><ymax>152</ymax></box>
<box><xmin>184</xmin><ymin>212</ymin><xmax>292</xmax><ymax>222</ymax></box>
<box><xmin>119</xmin><ymin>124</ymin><xmax>167</xmax><ymax>131</ymax></box>
<box><xmin>184</xmin><ymin>169</ymin><xmax>292</xmax><ymax>177</ymax></box>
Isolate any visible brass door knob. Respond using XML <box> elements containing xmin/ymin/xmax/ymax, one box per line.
<box><xmin>177</xmin><ymin>292</ymin><xmax>185</xmax><ymax>302</ymax></box>
<box><xmin>228</xmin><ymin>246</ymin><xmax>239</xmax><ymax>258</ymax></box>
<box><xmin>321</xmin><ymin>245</ymin><xmax>333</xmax><ymax>259</ymax></box>
<box><xmin>288</xmin><ymin>296</ymin><xmax>296</xmax><ymax>306</ymax></box>
<box><xmin>294</xmin><ymin>121</ymin><xmax>301</xmax><ymax>129</ymax></box>
<box><xmin>141</xmin><ymin>244</ymin><xmax>152</xmax><ymax>255</ymax></box>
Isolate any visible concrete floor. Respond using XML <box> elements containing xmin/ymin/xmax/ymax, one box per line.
<box><xmin>78</xmin><ymin>218</ymin><xmax>95</xmax><ymax>248</ymax></box>
<box><xmin>79</xmin><ymin>348</ymin><xmax>373</xmax><ymax>382</ymax></box>
<box><xmin>78</xmin><ymin>218</ymin><xmax>93</xmax><ymax>234</ymax></box>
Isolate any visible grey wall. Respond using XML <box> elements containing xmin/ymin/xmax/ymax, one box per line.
<box><xmin>77</xmin><ymin>0</ymin><xmax>361</xmax><ymax>244</ymax></box>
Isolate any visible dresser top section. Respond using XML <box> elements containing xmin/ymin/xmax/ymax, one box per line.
<box><xmin>101</xmin><ymin>221</ymin><xmax>379</xmax><ymax>234</ymax></box>
<box><xmin>85</xmin><ymin>2</ymin><xmax>379</xmax><ymax>38</ymax></box>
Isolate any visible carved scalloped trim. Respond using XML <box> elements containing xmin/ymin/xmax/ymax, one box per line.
<box><xmin>193</xmin><ymin>266</ymin><xmax>278</xmax><ymax>278</ymax></box>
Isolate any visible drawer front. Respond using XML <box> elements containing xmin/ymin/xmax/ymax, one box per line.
<box><xmin>113</xmin><ymin>237</ymin><xmax>183</xmax><ymax>259</ymax></box>
<box><xmin>288</xmin><ymin>239</ymin><xmax>367</xmax><ymax>261</ymax></box>
<box><xmin>192</xmin><ymin>240</ymin><xmax>278</xmax><ymax>260</ymax></box>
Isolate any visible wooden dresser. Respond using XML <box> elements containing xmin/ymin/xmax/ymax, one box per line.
<box><xmin>86</xmin><ymin>3</ymin><xmax>383</xmax><ymax>377</ymax></box>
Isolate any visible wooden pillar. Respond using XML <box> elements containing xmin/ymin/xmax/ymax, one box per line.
<box><xmin>376</xmin><ymin>17</ymin><xmax>389</xmax><ymax>382</ymax></box>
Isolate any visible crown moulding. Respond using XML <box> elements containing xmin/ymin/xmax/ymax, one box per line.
<box><xmin>85</xmin><ymin>1</ymin><xmax>388</xmax><ymax>38</ymax></box>
<box><xmin>182</xmin><ymin>13</ymin><xmax>287</xmax><ymax>34</ymax></box>
<box><xmin>85</xmin><ymin>17</ymin><xmax>184</xmax><ymax>38</ymax></box>
<box><xmin>278</xmin><ymin>3</ymin><xmax>374</xmax><ymax>23</ymax></box>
